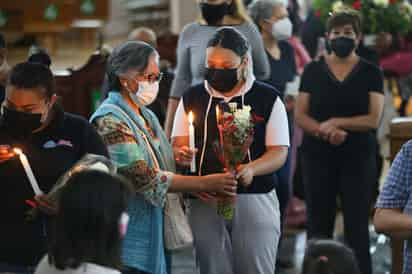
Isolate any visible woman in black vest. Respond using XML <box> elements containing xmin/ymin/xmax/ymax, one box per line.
<box><xmin>295</xmin><ymin>11</ymin><xmax>384</xmax><ymax>274</ymax></box>
<box><xmin>171</xmin><ymin>27</ymin><xmax>289</xmax><ymax>274</ymax></box>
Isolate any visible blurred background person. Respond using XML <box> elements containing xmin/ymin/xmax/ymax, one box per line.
<box><xmin>164</xmin><ymin>0</ymin><xmax>270</xmax><ymax>137</ymax></box>
<box><xmin>0</xmin><ymin>33</ymin><xmax>10</xmax><ymax>103</ymax></box>
<box><xmin>249</xmin><ymin>0</ymin><xmax>299</xmax><ymax>269</ymax></box>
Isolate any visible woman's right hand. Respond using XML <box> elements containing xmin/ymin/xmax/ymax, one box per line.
<box><xmin>0</xmin><ymin>145</ymin><xmax>15</xmax><ymax>163</ymax></box>
<box><xmin>328</xmin><ymin>129</ymin><xmax>348</xmax><ymax>146</ymax></box>
<box><xmin>174</xmin><ymin>146</ymin><xmax>197</xmax><ymax>167</ymax></box>
<box><xmin>202</xmin><ymin>172</ymin><xmax>237</xmax><ymax>197</ymax></box>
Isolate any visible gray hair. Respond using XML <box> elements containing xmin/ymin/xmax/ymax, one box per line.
<box><xmin>248</xmin><ymin>0</ymin><xmax>287</xmax><ymax>27</ymax></box>
<box><xmin>106</xmin><ymin>41</ymin><xmax>157</xmax><ymax>91</ymax></box>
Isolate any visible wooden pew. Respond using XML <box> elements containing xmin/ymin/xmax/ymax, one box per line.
<box><xmin>54</xmin><ymin>50</ymin><xmax>108</xmax><ymax>118</ymax></box>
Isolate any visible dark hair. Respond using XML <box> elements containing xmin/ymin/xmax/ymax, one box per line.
<box><xmin>0</xmin><ymin>33</ymin><xmax>5</xmax><ymax>49</ymax></box>
<box><xmin>302</xmin><ymin>239</ymin><xmax>362</xmax><ymax>274</ymax></box>
<box><xmin>8</xmin><ymin>62</ymin><xmax>55</xmax><ymax>98</ymax></box>
<box><xmin>49</xmin><ymin>170</ymin><xmax>132</xmax><ymax>270</ymax></box>
<box><xmin>207</xmin><ymin>27</ymin><xmax>250</xmax><ymax>58</ymax></box>
<box><xmin>327</xmin><ymin>10</ymin><xmax>362</xmax><ymax>35</ymax></box>
<box><xmin>107</xmin><ymin>41</ymin><xmax>157</xmax><ymax>91</ymax></box>
<box><xmin>28</xmin><ymin>51</ymin><xmax>52</xmax><ymax>68</ymax></box>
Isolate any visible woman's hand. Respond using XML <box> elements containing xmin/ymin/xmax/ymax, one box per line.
<box><xmin>328</xmin><ymin>129</ymin><xmax>348</xmax><ymax>146</ymax></box>
<box><xmin>191</xmin><ymin>192</ymin><xmax>217</xmax><ymax>203</ymax></box>
<box><xmin>319</xmin><ymin>118</ymin><xmax>339</xmax><ymax>140</ymax></box>
<box><xmin>236</xmin><ymin>164</ymin><xmax>255</xmax><ymax>187</ymax></box>
<box><xmin>202</xmin><ymin>172</ymin><xmax>237</xmax><ymax>197</ymax></box>
<box><xmin>174</xmin><ymin>146</ymin><xmax>197</xmax><ymax>167</ymax></box>
<box><xmin>0</xmin><ymin>145</ymin><xmax>15</xmax><ymax>164</ymax></box>
<box><xmin>34</xmin><ymin>195</ymin><xmax>58</xmax><ymax>216</ymax></box>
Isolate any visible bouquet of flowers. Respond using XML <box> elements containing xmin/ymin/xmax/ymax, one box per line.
<box><xmin>214</xmin><ymin>102</ymin><xmax>256</xmax><ymax>220</ymax></box>
<box><xmin>312</xmin><ymin>0</ymin><xmax>412</xmax><ymax>35</ymax></box>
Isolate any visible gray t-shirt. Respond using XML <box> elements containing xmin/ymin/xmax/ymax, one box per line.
<box><xmin>170</xmin><ymin>22</ymin><xmax>270</xmax><ymax>98</ymax></box>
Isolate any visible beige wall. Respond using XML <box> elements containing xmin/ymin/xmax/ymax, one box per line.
<box><xmin>170</xmin><ymin>0</ymin><xmax>198</xmax><ymax>34</ymax></box>
<box><xmin>104</xmin><ymin>0</ymin><xmax>130</xmax><ymax>38</ymax></box>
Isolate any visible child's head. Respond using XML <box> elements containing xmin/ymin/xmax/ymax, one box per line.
<box><xmin>49</xmin><ymin>170</ymin><xmax>132</xmax><ymax>270</ymax></box>
<box><xmin>302</xmin><ymin>239</ymin><xmax>362</xmax><ymax>274</ymax></box>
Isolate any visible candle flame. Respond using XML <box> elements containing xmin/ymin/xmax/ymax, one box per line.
<box><xmin>13</xmin><ymin>148</ymin><xmax>22</xmax><ymax>155</ymax></box>
<box><xmin>188</xmin><ymin>111</ymin><xmax>194</xmax><ymax>124</ymax></box>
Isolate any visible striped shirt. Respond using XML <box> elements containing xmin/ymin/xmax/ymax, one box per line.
<box><xmin>376</xmin><ymin>140</ymin><xmax>412</xmax><ymax>274</ymax></box>
<box><xmin>170</xmin><ymin>21</ymin><xmax>270</xmax><ymax>99</ymax></box>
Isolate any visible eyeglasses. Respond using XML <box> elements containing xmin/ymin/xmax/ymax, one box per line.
<box><xmin>139</xmin><ymin>72</ymin><xmax>163</xmax><ymax>83</ymax></box>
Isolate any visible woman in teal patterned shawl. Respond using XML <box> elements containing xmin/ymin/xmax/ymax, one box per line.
<box><xmin>90</xmin><ymin>41</ymin><xmax>237</xmax><ymax>274</ymax></box>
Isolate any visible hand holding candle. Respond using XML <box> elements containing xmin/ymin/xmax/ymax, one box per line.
<box><xmin>0</xmin><ymin>145</ymin><xmax>15</xmax><ymax>163</ymax></box>
<box><xmin>14</xmin><ymin>148</ymin><xmax>43</xmax><ymax>196</ymax></box>
<box><xmin>188</xmin><ymin>111</ymin><xmax>196</xmax><ymax>173</ymax></box>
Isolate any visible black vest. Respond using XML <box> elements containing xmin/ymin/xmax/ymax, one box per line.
<box><xmin>182</xmin><ymin>81</ymin><xmax>280</xmax><ymax>194</ymax></box>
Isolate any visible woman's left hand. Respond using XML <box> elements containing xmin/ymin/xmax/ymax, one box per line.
<box><xmin>35</xmin><ymin>195</ymin><xmax>58</xmax><ymax>216</ymax></box>
<box><xmin>319</xmin><ymin>118</ymin><xmax>340</xmax><ymax>140</ymax></box>
<box><xmin>236</xmin><ymin>164</ymin><xmax>255</xmax><ymax>187</ymax></box>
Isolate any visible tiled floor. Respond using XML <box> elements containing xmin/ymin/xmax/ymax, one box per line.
<box><xmin>276</xmin><ymin>224</ymin><xmax>392</xmax><ymax>274</ymax></box>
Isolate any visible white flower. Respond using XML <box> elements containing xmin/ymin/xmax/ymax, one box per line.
<box><xmin>404</xmin><ymin>1</ymin><xmax>412</xmax><ymax>14</ymax></box>
<box><xmin>332</xmin><ymin>1</ymin><xmax>344</xmax><ymax>11</ymax></box>
<box><xmin>228</xmin><ymin>102</ymin><xmax>237</xmax><ymax>113</ymax></box>
<box><xmin>243</xmin><ymin>105</ymin><xmax>252</xmax><ymax>113</ymax></box>
<box><xmin>373</xmin><ymin>0</ymin><xmax>389</xmax><ymax>7</ymax></box>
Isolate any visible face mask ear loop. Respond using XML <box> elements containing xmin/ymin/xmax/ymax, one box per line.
<box><xmin>198</xmin><ymin>95</ymin><xmax>214</xmax><ymax>176</ymax></box>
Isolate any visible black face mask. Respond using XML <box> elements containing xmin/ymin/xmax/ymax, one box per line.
<box><xmin>205</xmin><ymin>67</ymin><xmax>239</xmax><ymax>93</ymax></box>
<box><xmin>2</xmin><ymin>107</ymin><xmax>43</xmax><ymax>137</ymax></box>
<box><xmin>330</xmin><ymin>37</ymin><xmax>356</xmax><ymax>58</ymax></box>
<box><xmin>200</xmin><ymin>3</ymin><xmax>229</xmax><ymax>25</ymax></box>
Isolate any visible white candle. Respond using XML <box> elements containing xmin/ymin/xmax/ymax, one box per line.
<box><xmin>14</xmin><ymin>148</ymin><xmax>43</xmax><ymax>196</ymax></box>
<box><xmin>188</xmin><ymin>111</ymin><xmax>196</xmax><ymax>173</ymax></box>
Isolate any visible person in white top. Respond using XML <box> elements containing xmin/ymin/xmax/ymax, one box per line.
<box><xmin>35</xmin><ymin>170</ymin><xmax>132</xmax><ymax>274</ymax></box>
<box><xmin>171</xmin><ymin>27</ymin><xmax>289</xmax><ymax>274</ymax></box>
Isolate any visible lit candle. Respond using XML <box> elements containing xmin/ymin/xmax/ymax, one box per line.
<box><xmin>14</xmin><ymin>148</ymin><xmax>43</xmax><ymax>196</ymax></box>
<box><xmin>188</xmin><ymin>111</ymin><xmax>196</xmax><ymax>173</ymax></box>
<box><xmin>216</xmin><ymin>105</ymin><xmax>224</xmax><ymax>146</ymax></box>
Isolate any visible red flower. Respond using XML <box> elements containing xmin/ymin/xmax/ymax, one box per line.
<box><xmin>315</xmin><ymin>10</ymin><xmax>322</xmax><ymax>17</ymax></box>
<box><xmin>389</xmin><ymin>0</ymin><xmax>397</xmax><ymax>4</ymax></box>
<box><xmin>252</xmin><ymin>113</ymin><xmax>265</xmax><ymax>123</ymax></box>
<box><xmin>352</xmin><ymin>0</ymin><xmax>362</xmax><ymax>10</ymax></box>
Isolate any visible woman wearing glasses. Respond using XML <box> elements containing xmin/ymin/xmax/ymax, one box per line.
<box><xmin>91</xmin><ymin>41</ymin><xmax>238</xmax><ymax>274</ymax></box>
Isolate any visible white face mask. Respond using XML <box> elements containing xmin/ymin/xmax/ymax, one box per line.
<box><xmin>271</xmin><ymin>18</ymin><xmax>292</xmax><ymax>41</ymax></box>
<box><xmin>129</xmin><ymin>81</ymin><xmax>159</xmax><ymax>106</ymax></box>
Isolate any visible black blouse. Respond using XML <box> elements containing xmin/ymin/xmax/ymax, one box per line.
<box><xmin>0</xmin><ymin>105</ymin><xmax>108</xmax><ymax>266</ymax></box>
<box><xmin>299</xmin><ymin>57</ymin><xmax>384</xmax><ymax>154</ymax></box>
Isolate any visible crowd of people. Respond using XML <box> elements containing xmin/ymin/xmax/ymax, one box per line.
<box><xmin>1</xmin><ymin>0</ymin><xmax>412</xmax><ymax>274</ymax></box>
